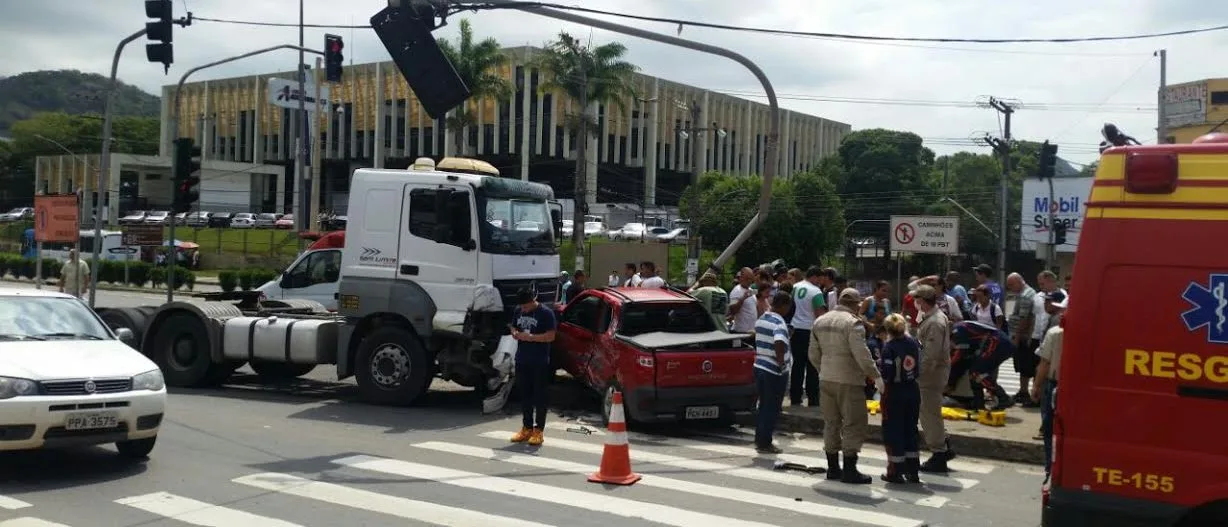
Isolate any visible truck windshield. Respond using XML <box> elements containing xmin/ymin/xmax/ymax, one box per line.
<box><xmin>619</xmin><ymin>302</ymin><xmax>716</xmax><ymax>336</ymax></box>
<box><xmin>480</xmin><ymin>197</ymin><xmax>556</xmax><ymax>255</ymax></box>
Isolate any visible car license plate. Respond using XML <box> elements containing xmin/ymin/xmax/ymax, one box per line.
<box><xmin>64</xmin><ymin>412</ymin><xmax>119</xmax><ymax>431</ymax></box>
<box><xmin>684</xmin><ymin>406</ymin><xmax>720</xmax><ymax>420</ymax></box>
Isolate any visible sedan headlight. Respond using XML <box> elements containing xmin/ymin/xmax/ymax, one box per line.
<box><xmin>132</xmin><ymin>369</ymin><xmax>165</xmax><ymax>391</ymax></box>
<box><xmin>0</xmin><ymin>377</ymin><xmax>38</xmax><ymax>399</ymax></box>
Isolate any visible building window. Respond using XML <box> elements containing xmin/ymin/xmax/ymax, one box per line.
<box><xmin>1211</xmin><ymin>91</ymin><xmax>1228</xmax><ymax>105</ymax></box>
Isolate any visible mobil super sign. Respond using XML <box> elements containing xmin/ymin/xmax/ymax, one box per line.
<box><xmin>1020</xmin><ymin>176</ymin><xmax>1092</xmax><ymax>252</ymax></box>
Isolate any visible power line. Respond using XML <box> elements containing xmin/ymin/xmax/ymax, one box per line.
<box><xmin>715</xmin><ymin>90</ymin><xmax>1155</xmax><ymax>112</ymax></box>
<box><xmin>193</xmin><ymin>6</ymin><xmax>1228</xmax><ymax>44</ymax></box>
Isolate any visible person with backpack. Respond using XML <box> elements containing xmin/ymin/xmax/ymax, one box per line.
<box><xmin>970</xmin><ymin>285</ymin><xmax>1006</xmax><ymax>330</ymax></box>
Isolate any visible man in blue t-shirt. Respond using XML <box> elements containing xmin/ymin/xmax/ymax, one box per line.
<box><xmin>509</xmin><ymin>288</ymin><xmax>557</xmax><ymax>446</ymax></box>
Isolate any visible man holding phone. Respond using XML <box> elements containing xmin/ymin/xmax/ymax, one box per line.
<box><xmin>508</xmin><ymin>288</ymin><xmax>557</xmax><ymax>446</ymax></box>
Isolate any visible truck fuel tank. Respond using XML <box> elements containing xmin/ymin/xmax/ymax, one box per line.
<box><xmin>221</xmin><ymin>316</ymin><xmax>339</xmax><ymax>365</ymax></box>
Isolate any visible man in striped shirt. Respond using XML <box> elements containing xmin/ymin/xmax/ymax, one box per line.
<box><xmin>753</xmin><ymin>291</ymin><xmax>795</xmax><ymax>454</ymax></box>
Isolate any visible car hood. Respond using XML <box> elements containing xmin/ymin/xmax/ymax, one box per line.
<box><xmin>0</xmin><ymin>340</ymin><xmax>158</xmax><ymax>380</ymax></box>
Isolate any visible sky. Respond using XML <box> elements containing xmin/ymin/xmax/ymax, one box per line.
<box><xmin>4</xmin><ymin>0</ymin><xmax>1228</xmax><ymax>166</ymax></box>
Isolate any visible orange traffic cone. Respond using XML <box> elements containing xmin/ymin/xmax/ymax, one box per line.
<box><xmin>587</xmin><ymin>390</ymin><xmax>642</xmax><ymax>485</ymax></box>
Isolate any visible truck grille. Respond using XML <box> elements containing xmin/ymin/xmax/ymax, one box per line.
<box><xmin>40</xmin><ymin>378</ymin><xmax>132</xmax><ymax>396</ymax></box>
<box><xmin>494</xmin><ymin>278</ymin><xmax>561</xmax><ymax>308</ymax></box>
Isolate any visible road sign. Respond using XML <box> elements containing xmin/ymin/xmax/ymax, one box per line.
<box><xmin>122</xmin><ymin>224</ymin><xmax>164</xmax><ymax>246</ymax></box>
<box><xmin>33</xmin><ymin>194</ymin><xmax>79</xmax><ymax>243</ymax></box>
<box><xmin>267</xmin><ymin>78</ymin><xmax>330</xmax><ymax>111</ymax></box>
<box><xmin>889</xmin><ymin>215</ymin><xmax>960</xmax><ymax>255</ymax></box>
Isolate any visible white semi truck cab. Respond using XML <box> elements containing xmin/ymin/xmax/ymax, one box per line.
<box><xmin>97</xmin><ymin>157</ymin><xmax>563</xmax><ymax>407</ymax></box>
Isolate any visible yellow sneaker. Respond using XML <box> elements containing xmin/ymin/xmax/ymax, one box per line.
<box><xmin>527</xmin><ymin>428</ymin><xmax>544</xmax><ymax>446</ymax></box>
<box><xmin>510</xmin><ymin>427</ymin><xmax>532</xmax><ymax>443</ymax></box>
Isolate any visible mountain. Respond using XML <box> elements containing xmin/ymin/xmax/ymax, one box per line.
<box><xmin>0</xmin><ymin>70</ymin><xmax>160</xmax><ymax>135</ymax></box>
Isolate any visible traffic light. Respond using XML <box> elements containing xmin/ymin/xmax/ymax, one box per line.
<box><xmin>172</xmin><ymin>138</ymin><xmax>201</xmax><ymax>214</ymax></box>
<box><xmin>324</xmin><ymin>34</ymin><xmax>344</xmax><ymax>83</ymax></box>
<box><xmin>1053</xmin><ymin>222</ymin><xmax>1068</xmax><ymax>246</ymax></box>
<box><xmin>1039</xmin><ymin>140</ymin><xmax>1059</xmax><ymax>179</ymax></box>
<box><xmin>144</xmin><ymin>0</ymin><xmax>174</xmax><ymax>73</ymax></box>
<box><xmin>370</xmin><ymin>4</ymin><xmax>470</xmax><ymax>119</ymax></box>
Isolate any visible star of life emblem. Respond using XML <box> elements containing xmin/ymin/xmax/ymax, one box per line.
<box><xmin>1181</xmin><ymin>274</ymin><xmax>1228</xmax><ymax>344</ymax></box>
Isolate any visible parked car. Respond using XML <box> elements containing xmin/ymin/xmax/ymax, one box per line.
<box><xmin>119</xmin><ymin>211</ymin><xmax>148</xmax><ymax>225</ymax></box>
<box><xmin>207</xmin><ymin>212</ymin><xmax>233</xmax><ymax>228</ymax></box>
<box><xmin>184</xmin><ymin>211</ymin><xmax>211</xmax><ymax>227</ymax></box>
<box><xmin>144</xmin><ymin>211</ymin><xmax>170</xmax><ymax>225</ymax></box>
<box><xmin>274</xmin><ymin>214</ymin><xmax>294</xmax><ymax>229</ymax></box>
<box><xmin>645</xmin><ymin>226</ymin><xmax>671</xmax><ymax>240</ymax></box>
<box><xmin>0</xmin><ymin>288</ymin><xmax>166</xmax><ymax>458</ymax></box>
<box><xmin>0</xmin><ymin>207</ymin><xmax>33</xmax><ymax>222</ymax></box>
<box><xmin>553</xmin><ymin>287</ymin><xmax>756</xmax><ymax>425</ymax></box>
<box><xmin>254</xmin><ymin>213</ymin><xmax>279</xmax><ymax>228</ymax></box>
<box><xmin>172</xmin><ymin>212</ymin><xmax>188</xmax><ymax>225</ymax></box>
<box><xmin>657</xmin><ymin>227</ymin><xmax>688</xmax><ymax>243</ymax></box>
<box><xmin>608</xmin><ymin>222</ymin><xmax>647</xmax><ymax>241</ymax></box>
<box><xmin>561</xmin><ymin>220</ymin><xmax>574</xmax><ymax>238</ymax></box>
<box><xmin>583</xmin><ymin>221</ymin><xmax>607</xmax><ymax>237</ymax></box>
<box><xmin>230</xmin><ymin>212</ymin><xmax>256</xmax><ymax>228</ymax></box>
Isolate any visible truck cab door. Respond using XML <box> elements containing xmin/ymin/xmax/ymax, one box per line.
<box><xmin>401</xmin><ymin>185</ymin><xmax>479</xmax><ymax>329</ymax></box>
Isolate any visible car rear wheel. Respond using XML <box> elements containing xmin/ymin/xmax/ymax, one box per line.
<box><xmin>116</xmin><ymin>437</ymin><xmax>156</xmax><ymax>459</ymax></box>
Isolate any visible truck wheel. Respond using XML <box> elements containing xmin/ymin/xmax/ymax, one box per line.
<box><xmin>149</xmin><ymin>312</ymin><xmax>230</xmax><ymax>387</ymax></box>
<box><xmin>97</xmin><ymin>307</ymin><xmax>153</xmax><ymax>349</ymax></box>
<box><xmin>354</xmin><ymin>326</ymin><xmax>430</xmax><ymax>406</ymax></box>
<box><xmin>250</xmin><ymin>361</ymin><xmax>316</xmax><ymax>380</ymax></box>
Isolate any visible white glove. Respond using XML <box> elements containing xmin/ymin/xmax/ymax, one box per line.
<box><xmin>874</xmin><ymin>378</ymin><xmax>886</xmax><ymax>395</ymax></box>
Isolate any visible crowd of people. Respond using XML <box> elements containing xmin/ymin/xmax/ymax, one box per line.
<box><xmin>550</xmin><ymin>258</ymin><xmax>1069</xmax><ymax>482</ymax></box>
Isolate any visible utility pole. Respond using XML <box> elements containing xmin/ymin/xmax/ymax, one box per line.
<box><xmin>983</xmin><ymin>97</ymin><xmax>1014</xmax><ymax>305</ymax></box>
<box><xmin>1156</xmin><ymin>49</ymin><xmax>1168</xmax><ymax>143</ymax></box>
<box><xmin>571</xmin><ymin>64</ymin><xmax>589</xmax><ymax>272</ymax></box>
<box><xmin>690</xmin><ymin>100</ymin><xmax>702</xmax><ymax>184</ymax></box>
<box><xmin>296</xmin><ymin>0</ymin><xmax>308</xmax><ymax>237</ymax></box>
<box><xmin>942</xmin><ymin>157</ymin><xmax>951</xmax><ymax>273</ymax></box>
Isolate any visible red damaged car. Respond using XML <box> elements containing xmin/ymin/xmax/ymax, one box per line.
<box><xmin>553</xmin><ymin>287</ymin><xmax>757</xmax><ymax>425</ymax></box>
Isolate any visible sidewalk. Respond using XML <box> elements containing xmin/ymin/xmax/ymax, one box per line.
<box><xmin>737</xmin><ymin>403</ymin><xmax>1045</xmax><ymax>465</ymax></box>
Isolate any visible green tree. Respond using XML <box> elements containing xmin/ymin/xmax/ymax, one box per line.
<box><xmin>436</xmin><ymin>19</ymin><xmax>513</xmax><ymax>157</ymax></box>
<box><xmin>533</xmin><ymin>32</ymin><xmax>638</xmax><ymax>266</ymax></box>
<box><xmin>680</xmin><ymin>169</ymin><xmax>844</xmax><ymax>269</ymax></box>
<box><xmin>926</xmin><ymin>152</ymin><xmax>1001</xmax><ymax>263</ymax></box>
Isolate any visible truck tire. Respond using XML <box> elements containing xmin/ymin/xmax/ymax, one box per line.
<box><xmin>97</xmin><ymin>307</ymin><xmax>155</xmax><ymax>349</ymax></box>
<box><xmin>148</xmin><ymin>312</ymin><xmax>233</xmax><ymax>387</ymax></box>
<box><xmin>249</xmin><ymin>361</ymin><xmax>316</xmax><ymax>380</ymax></box>
<box><xmin>354</xmin><ymin>326</ymin><xmax>430</xmax><ymax>406</ymax></box>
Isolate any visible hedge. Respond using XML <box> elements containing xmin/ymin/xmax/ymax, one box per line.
<box><xmin>0</xmin><ymin>253</ymin><xmax>197</xmax><ymax>290</ymax></box>
<box><xmin>217</xmin><ymin>268</ymin><xmax>280</xmax><ymax>292</ymax></box>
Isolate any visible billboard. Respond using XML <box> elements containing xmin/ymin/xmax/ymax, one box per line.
<box><xmin>1020</xmin><ymin>177</ymin><xmax>1092</xmax><ymax>253</ymax></box>
<box><xmin>1164</xmin><ymin>82</ymin><xmax>1207</xmax><ymax>129</ymax></box>
<box><xmin>33</xmin><ymin>194</ymin><xmax>80</xmax><ymax>243</ymax></box>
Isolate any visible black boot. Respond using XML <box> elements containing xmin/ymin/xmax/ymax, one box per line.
<box><xmin>919</xmin><ymin>452</ymin><xmax>950</xmax><ymax>473</ymax></box>
<box><xmin>880</xmin><ymin>461</ymin><xmax>906</xmax><ymax>484</ymax></box>
<box><xmin>992</xmin><ymin>386</ymin><xmax>1014</xmax><ymax>410</ymax></box>
<box><xmin>825</xmin><ymin>453</ymin><xmax>843</xmax><ymax>480</ymax></box>
<box><xmin>904</xmin><ymin>457</ymin><xmax>922</xmax><ymax>484</ymax></box>
<box><xmin>944</xmin><ymin>438</ymin><xmax>957</xmax><ymax>460</ymax></box>
<box><xmin>840</xmin><ymin>454</ymin><xmax>872</xmax><ymax>484</ymax></box>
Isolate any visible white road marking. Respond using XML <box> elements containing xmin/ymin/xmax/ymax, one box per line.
<box><xmin>334</xmin><ymin>454</ymin><xmax>781</xmax><ymax>527</ymax></box>
<box><xmin>0</xmin><ymin>496</ymin><xmax>32</xmax><ymax>510</ymax></box>
<box><xmin>412</xmin><ymin>440</ymin><xmax>926</xmax><ymax>527</ymax></box>
<box><xmin>232</xmin><ymin>472</ymin><xmax>549</xmax><ymax>527</ymax></box>
<box><xmin>685</xmin><ymin>442</ymin><xmax>980</xmax><ymax>489</ymax></box>
<box><xmin>114</xmin><ymin>492</ymin><xmax>304</xmax><ymax>527</ymax></box>
<box><xmin>0</xmin><ymin>519</ymin><xmax>74</xmax><ymax>527</ymax></box>
<box><xmin>475</xmin><ymin>431</ymin><xmax>942</xmax><ymax>508</ymax></box>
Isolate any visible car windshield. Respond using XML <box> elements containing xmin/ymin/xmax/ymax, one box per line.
<box><xmin>0</xmin><ymin>296</ymin><xmax>112</xmax><ymax>341</ymax></box>
<box><xmin>479</xmin><ymin>197</ymin><xmax>556</xmax><ymax>255</ymax></box>
<box><xmin>618</xmin><ymin>302</ymin><xmax>716</xmax><ymax>336</ymax></box>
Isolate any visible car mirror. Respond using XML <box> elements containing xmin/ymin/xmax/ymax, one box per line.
<box><xmin>115</xmin><ymin>327</ymin><xmax>135</xmax><ymax>344</ymax></box>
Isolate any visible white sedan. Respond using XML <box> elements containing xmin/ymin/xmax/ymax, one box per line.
<box><xmin>0</xmin><ymin>288</ymin><xmax>166</xmax><ymax>458</ymax></box>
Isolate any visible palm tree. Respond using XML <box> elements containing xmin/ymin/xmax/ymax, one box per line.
<box><xmin>437</xmin><ymin>19</ymin><xmax>512</xmax><ymax>157</ymax></box>
<box><xmin>534</xmin><ymin>32</ymin><xmax>638</xmax><ymax>263</ymax></box>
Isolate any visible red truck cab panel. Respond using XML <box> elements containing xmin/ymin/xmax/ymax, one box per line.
<box><xmin>1044</xmin><ymin>138</ymin><xmax>1228</xmax><ymax>527</ymax></box>
<box><xmin>555</xmin><ymin>287</ymin><xmax>756</xmax><ymax>424</ymax></box>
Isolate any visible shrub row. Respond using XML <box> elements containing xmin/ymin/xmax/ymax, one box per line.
<box><xmin>216</xmin><ymin>268</ymin><xmax>280</xmax><ymax>292</ymax></box>
<box><xmin>0</xmin><ymin>253</ymin><xmax>196</xmax><ymax>290</ymax></box>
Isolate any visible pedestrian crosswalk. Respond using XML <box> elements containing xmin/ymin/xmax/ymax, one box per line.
<box><xmin>0</xmin><ymin>424</ymin><xmax>1009</xmax><ymax>527</ymax></box>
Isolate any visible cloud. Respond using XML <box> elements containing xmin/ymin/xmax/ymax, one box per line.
<box><xmin>0</xmin><ymin>0</ymin><xmax>1222</xmax><ymax>165</ymax></box>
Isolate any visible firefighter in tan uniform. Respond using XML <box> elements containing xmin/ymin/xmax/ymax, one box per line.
<box><xmin>809</xmin><ymin>287</ymin><xmax>883</xmax><ymax>484</ymax></box>
<box><xmin>912</xmin><ymin>284</ymin><xmax>957</xmax><ymax>473</ymax></box>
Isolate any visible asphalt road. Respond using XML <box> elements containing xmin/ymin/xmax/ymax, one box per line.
<box><xmin>0</xmin><ymin>284</ymin><xmax>1046</xmax><ymax>527</ymax></box>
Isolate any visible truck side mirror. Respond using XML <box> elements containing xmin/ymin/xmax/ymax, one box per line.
<box><xmin>549</xmin><ymin>203</ymin><xmax>563</xmax><ymax>243</ymax></box>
